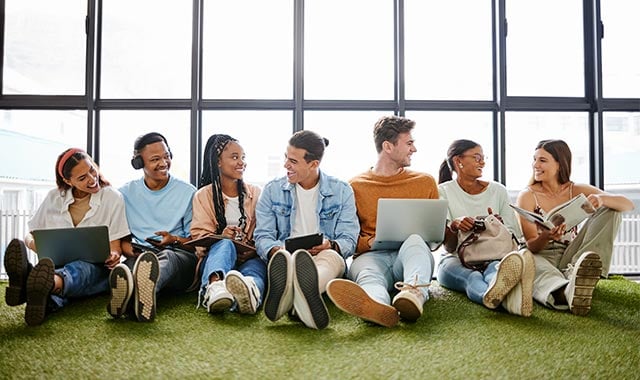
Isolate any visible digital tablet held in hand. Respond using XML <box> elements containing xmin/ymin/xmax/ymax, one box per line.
<box><xmin>285</xmin><ymin>233</ymin><xmax>323</xmax><ymax>252</ymax></box>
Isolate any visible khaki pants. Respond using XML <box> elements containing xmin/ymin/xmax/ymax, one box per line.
<box><xmin>313</xmin><ymin>249</ymin><xmax>346</xmax><ymax>293</ymax></box>
<box><xmin>531</xmin><ymin>207</ymin><xmax>622</xmax><ymax>309</ymax></box>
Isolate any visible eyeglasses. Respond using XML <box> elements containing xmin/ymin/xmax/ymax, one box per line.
<box><xmin>459</xmin><ymin>153</ymin><xmax>488</xmax><ymax>163</ymax></box>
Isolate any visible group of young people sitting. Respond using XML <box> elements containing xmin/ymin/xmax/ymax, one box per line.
<box><xmin>3</xmin><ymin>115</ymin><xmax>634</xmax><ymax>328</ymax></box>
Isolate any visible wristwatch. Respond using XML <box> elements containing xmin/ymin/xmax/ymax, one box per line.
<box><xmin>330</xmin><ymin>240</ymin><xmax>340</xmax><ymax>253</ymax></box>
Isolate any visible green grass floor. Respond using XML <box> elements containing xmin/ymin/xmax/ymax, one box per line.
<box><xmin>1</xmin><ymin>277</ymin><xmax>639</xmax><ymax>379</ymax></box>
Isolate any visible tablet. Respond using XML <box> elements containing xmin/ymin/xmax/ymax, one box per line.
<box><xmin>285</xmin><ymin>233</ymin><xmax>323</xmax><ymax>253</ymax></box>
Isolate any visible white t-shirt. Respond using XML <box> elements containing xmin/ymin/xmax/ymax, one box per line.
<box><xmin>223</xmin><ymin>194</ymin><xmax>242</xmax><ymax>227</ymax></box>
<box><xmin>290</xmin><ymin>182</ymin><xmax>320</xmax><ymax>238</ymax></box>
<box><xmin>28</xmin><ymin>186</ymin><xmax>130</xmax><ymax>241</ymax></box>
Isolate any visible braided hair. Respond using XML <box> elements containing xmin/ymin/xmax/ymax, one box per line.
<box><xmin>199</xmin><ymin>134</ymin><xmax>247</xmax><ymax>235</ymax></box>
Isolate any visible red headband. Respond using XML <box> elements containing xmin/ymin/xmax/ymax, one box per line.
<box><xmin>57</xmin><ymin>148</ymin><xmax>85</xmax><ymax>178</ymax></box>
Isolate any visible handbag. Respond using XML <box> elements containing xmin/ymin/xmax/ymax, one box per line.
<box><xmin>456</xmin><ymin>214</ymin><xmax>518</xmax><ymax>271</ymax></box>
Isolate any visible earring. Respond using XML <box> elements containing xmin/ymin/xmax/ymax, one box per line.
<box><xmin>458</xmin><ymin>164</ymin><xmax>463</xmax><ymax>168</ymax></box>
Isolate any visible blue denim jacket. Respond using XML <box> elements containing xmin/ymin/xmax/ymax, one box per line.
<box><xmin>254</xmin><ymin>170</ymin><xmax>359</xmax><ymax>263</ymax></box>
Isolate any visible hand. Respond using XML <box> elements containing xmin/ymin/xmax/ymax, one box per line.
<box><xmin>155</xmin><ymin>231</ymin><xmax>179</xmax><ymax>246</ymax></box>
<box><xmin>222</xmin><ymin>226</ymin><xmax>244</xmax><ymax>240</ymax></box>
<box><xmin>236</xmin><ymin>250</ymin><xmax>257</xmax><ymax>264</ymax></box>
<box><xmin>451</xmin><ymin>216</ymin><xmax>475</xmax><ymax>233</ymax></box>
<box><xmin>105</xmin><ymin>251</ymin><xmax>121</xmax><ymax>269</ymax></box>
<box><xmin>308</xmin><ymin>239</ymin><xmax>331</xmax><ymax>256</ymax></box>
<box><xmin>537</xmin><ymin>222</ymin><xmax>565</xmax><ymax>241</ymax></box>
<box><xmin>587</xmin><ymin>194</ymin><xmax>603</xmax><ymax>209</ymax></box>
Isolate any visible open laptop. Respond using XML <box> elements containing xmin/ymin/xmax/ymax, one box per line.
<box><xmin>371</xmin><ymin>198</ymin><xmax>448</xmax><ymax>251</ymax></box>
<box><xmin>31</xmin><ymin>226</ymin><xmax>111</xmax><ymax>267</ymax></box>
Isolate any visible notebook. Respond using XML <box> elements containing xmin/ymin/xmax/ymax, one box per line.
<box><xmin>371</xmin><ymin>198</ymin><xmax>448</xmax><ymax>251</ymax></box>
<box><xmin>31</xmin><ymin>226</ymin><xmax>111</xmax><ymax>267</ymax></box>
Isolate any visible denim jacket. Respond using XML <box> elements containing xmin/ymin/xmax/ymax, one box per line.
<box><xmin>254</xmin><ymin>170</ymin><xmax>359</xmax><ymax>263</ymax></box>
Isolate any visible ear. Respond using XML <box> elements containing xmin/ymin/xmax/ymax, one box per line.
<box><xmin>382</xmin><ymin>140</ymin><xmax>393</xmax><ymax>153</ymax></box>
<box><xmin>309</xmin><ymin>160</ymin><xmax>320</xmax><ymax>170</ymax></box>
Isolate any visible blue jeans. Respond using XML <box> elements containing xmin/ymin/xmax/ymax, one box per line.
<box><xmin>200</xmin><ymin>239</ymin><xmax>266</xmax><ymax>305</ymax></box>
<box><xmin>437</xmin><ymin>254</ymin><xmax>498</xmax><ymax>305</ymax></box>
<box><xmin>348</xmin><ymin>234</ymin><xmax>434</xmax><ymax>305</ymax></box>
<box><xmin>50</xmin><ymin>260</ymin><xmax>110</xmax><ymax>310</ymax></box>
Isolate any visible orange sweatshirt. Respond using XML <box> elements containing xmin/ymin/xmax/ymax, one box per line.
<box><xmin>349</xmin><ymin>168</ymin><xmax>439</xmax><ymax>253</ymax></box>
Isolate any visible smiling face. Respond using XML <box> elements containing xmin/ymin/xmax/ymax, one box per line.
<box><xmin>284</xmin><ymin>145</ymin><xmax>319</xmax><ymax>189</ymax></box>
<box><xmin>140</xmin><ymin>141</ymin><xmax>172</xmax><ymax>185</ymax></box>
<box><xmin>64</xmin><ymin>158</ymin><xmax>101</xmax><ymax>197</ymax></box>
<box><xmin>218</xmin><ymin>141</ymin><xmax>246</xmax><ymax>182</ymax></box>
<box><xmin>387</xmin><ymin>131</ymin><xmax>417</xmax><ymax>168</ymax></box>
<box><xmin>455</xmin><ymin>146</ymin><xmax>486</xmax><ymax>179</ymax></box>
<box><xmin>532</xmin><ymin>147</ymin><xmax>560</xmax><ymax>183</ymax></box>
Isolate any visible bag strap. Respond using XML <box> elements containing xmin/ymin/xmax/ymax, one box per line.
<box><xmin>457</xmin><ymin>232</ymin><xmax>490</xmax><ymax>271</ymax></box>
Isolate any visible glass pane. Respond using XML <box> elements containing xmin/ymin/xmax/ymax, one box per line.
<box><xmin>405</xmin><ymin>0</ymin><xmax>493</xmax><ymax>100</ymax></box>
<box><xmin>202</xmin><ymin>1</ymin><xmax>293</xmax><ymax>99</ymax></box>
<box><xmin>202</xmin><ymin>111</ymin><xmax>292</xmax><ymax>187</ymax></box>
<box><xmin>603</xmin><ymin>112</ymin><xmax>640</xmax><ymax>186</ymax></box>
<box><xmin>305</xmin><ymin>0</ymin><xmax>394</xmax><ymax>100</ymax></box>
<box><xmin>2</xmin><ymin>0</ymin><xmax>86</xmax><ymax>95</ymax></box>
<box><xmin>98</xmin><ymin>111</ymin><xmax>192</xmax><ymax>187</ymax></box>
<box><xmin>101</xmin><ymin>0</ymin><xmax>192</xmax><ymax>98</ymax></box>
<box><xmin>0</xmin><ymin>110</ymin><xmax>87</xmax><ymax>210</ymax></box>
<box><xmin>601</xmin><ymin>2</ymin><xmax>640</xmax><ymax>98</ymax></box>
<box><xmin>506</xmin><ymin>0</ymin><xmax>584</xmax><ymax>96</ymax></box>
<box><xmin>505</xmin><ymin>112</ymin><xmax>589</xmax><ymax>190</ymax></box>
<box><xmin>406</xmin><ymin>112</ymin><xmax>494</xmax><ymax>180</ymax></box>
<box><xmin>304</xmin><ymin>111</ymin><xmax>390</xmax><ymax>182</ymax></box>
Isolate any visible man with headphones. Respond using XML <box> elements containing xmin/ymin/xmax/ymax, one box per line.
<box><xmin>109</xmin><ymin>132</ymin><xmax>197</xmax><ymax>322</ymax></box>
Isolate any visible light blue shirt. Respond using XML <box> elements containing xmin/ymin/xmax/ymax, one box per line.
<box><xmin>119</xmin><ymin>175</ymin><xmax>196</xmax><ymax>247</ymax></box>
<box><xmin>254</xmin><ymin>170</ymin><xmax>360</xmax><ymax>262</ymax></box>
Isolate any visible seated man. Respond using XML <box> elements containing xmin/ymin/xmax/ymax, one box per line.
<box><xmin>327</xmin><ymin>115</ymin><xmax>438</xmax><ymax>327</ymax></box>
<box><xmin>254</xmin><ymin>130</ymin><xmax>359</xmax><ymax>330</ymax></box>
<box><xmin>108</xmin><ymin>132</ymin><xmax>197</xmax><ymax>322</ymax></box>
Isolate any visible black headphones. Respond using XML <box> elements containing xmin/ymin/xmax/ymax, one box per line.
<box><xmin>130</xmin><ymin>132</ymin><xmax>173</xmax><ymax>170</ymax></box>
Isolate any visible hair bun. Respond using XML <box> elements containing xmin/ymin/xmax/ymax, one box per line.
<box><xmin>322</xmin><ymin>137</ymin><xmax>329</xmax><ymax>147</ymax></box>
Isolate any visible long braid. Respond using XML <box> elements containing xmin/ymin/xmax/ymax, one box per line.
<box><xmin>237</xmin><ymin>178</ymin><xmax>247</xmax><ymax>234</ymax></box>
<box><xmin>199</xmin><ymin>134</ymin><xmax>237</xmax><ymax>235</ymax></box>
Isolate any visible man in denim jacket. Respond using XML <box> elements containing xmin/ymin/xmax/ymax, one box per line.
<box><xmin>254</xmin><ymin>130</ymin><xmax>359</xmax><ymax>330</ymax></box>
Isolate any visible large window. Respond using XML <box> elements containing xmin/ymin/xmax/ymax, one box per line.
<box><xmin>601</xmin><ymin>2</ymin><xmax>640</xmax><ymax>98</ymax></box>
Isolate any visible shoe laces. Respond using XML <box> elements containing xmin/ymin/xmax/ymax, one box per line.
<box><xmin>198</xmin><ymin>281</ymin><xmax>224</xmax><ymax>309</ymax></box>
<box><xmin>394</xmin><ymin>275</ymin><xmax>431</xmax><ymax>295</ymax></box>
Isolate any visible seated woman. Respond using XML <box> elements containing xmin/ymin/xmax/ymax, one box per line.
<box><xmin>516</xmin><ymin>139</ymin><xmax>634</xmax><ymax>316</ymax></box>
<box><xmin>3</xmin><ymin>148</ymin><xmax>130</xmax><ymax>326</ymax></box>
<box><xmin>437</xmin><ymin>139</ymin><xmax>535</xmax><ymax>316</ymax></box>
<box><xmin>190</xmin><ymin>134</ymin><xmax>266</xmax><ymax>315</ymax></box>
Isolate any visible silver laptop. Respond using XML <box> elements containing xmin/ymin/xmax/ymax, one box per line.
<box><xmin>31</xmin><ymin>226</ymin><xmax>111</xmax><ymax>267</ymax></box>
<box><xmin>371</xmin><ymin>198</ymin><xmax>448</xmax><ymax>251</ymax></box>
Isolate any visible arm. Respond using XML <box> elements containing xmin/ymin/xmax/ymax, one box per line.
<box><xmin>314</xmin><ymin>184</ymin><xmax>359</xmax><ymax>259</ymax></box>
<box><xmin>254</xmin><ymin>184</ymin><xmax>285</xmax><ymax>262</ymax></box>
<box><xmin>575</xmin><ymin>184</ymin><xmax>635</xmax><ymax>212</ymax></box>
<box><xmin>516</xmin><ymin>190</ymin><xmax>563</xmax><ymax>253</ymax></box>
<box><xmin>105</xmin><ymin>239</ymin><xmax>122</xmax><ymax>269</ymax></box>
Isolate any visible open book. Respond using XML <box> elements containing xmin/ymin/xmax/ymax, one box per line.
<box><xmin>184</xmin><ymin>235</ymin><xmax>256</xmax><ymax>254</ymax></box>
<box><xmin>510</xmin><ymin>193</ymin><xmax>596</xmax><ymax>230</ymax></box>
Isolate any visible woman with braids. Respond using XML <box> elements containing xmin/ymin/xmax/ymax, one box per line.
<box><xmin>190</xmin><ymin>134</ymin><xmax>266</xmax><ymax>315</ymax></box>
<box><xmin>3</xmin><ymin>148</ymin><xmax>130</xmax><ymax>326</ymax></box>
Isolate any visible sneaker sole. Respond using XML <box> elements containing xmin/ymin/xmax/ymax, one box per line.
<box><xmin>570</xmin><ymin>252</ymin><xmax>602</xmax><ymax>316</ymax></box>
<box><xmin>225</xmin><ymin>273</ymin><xmax>257</xmax><ymax>314</ymax></box>
<box><xmin>327</xmin><ymin>279</ymin><xmax>399</xmax><ymax>328</ymax></box>
<box><xmin>25</xmin><ymin>258</ymin><xmax>54</xmax><ymax>326</ymax></box>
<box><xmin>207</xmin><ymin>296</ymin><xmax>234</xmax><ymax>313</ymax></box>
<box><xmin>519</xmin><ymin>250</ymin><xmax>535</xmax><ymax>317</ymax></box>
<box><xmin>4</xmin><ymin>239</ymin><xmax>30</xmax><ymax>306</ymax></box>
<box><xmin>133</xmin><ymin>252</ymin><xmax>160</xmax><ymax>322</ymax></box>
<box><xmin>483</xmin><ymin>254</ymin><xmax>522</xmax><ymax>309</ymax></box>
<box><xmin>107</xmin><ymin>265</ymin><xmax>133</xmax><ymax>318</ymax></box>
<box><xmin>293</xmin><ymin>251</ymin><xmax>329</xmax><ymax>329</ymax></box>
<box><xmin>393</xmin><ymin>296</ymin><xmax>421</xmax><ymax>321</ymax></box>
<box><xmin>264</xmin><ymin>252</ymin><xmax>291</xmax><ymax>322</ymax></box>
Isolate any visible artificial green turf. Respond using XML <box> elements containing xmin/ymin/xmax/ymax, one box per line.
<box><xmin>1</xmin><ymin>277</ymin><xmax>639</xmax><ymax>379</ymax></box>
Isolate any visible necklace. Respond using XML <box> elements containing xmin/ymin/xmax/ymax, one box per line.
<box><xmin>458</xmin><ymin>180</ymin><xmax>486</xmax><ymax>195</ymax></box>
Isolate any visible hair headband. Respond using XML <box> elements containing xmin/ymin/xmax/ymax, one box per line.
<box><xmin>57</xmin><ymin>148</ymin><xmax>85</xmax><ymax>178</ymax></box>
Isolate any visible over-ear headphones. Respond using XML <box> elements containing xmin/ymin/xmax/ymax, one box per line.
<box><xmin>131</xmin><ymin>132</ymin><xmax>173</xmax><ymax>170</ymax></box>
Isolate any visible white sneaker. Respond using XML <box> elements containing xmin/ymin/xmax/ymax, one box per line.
<box><xmin>483</xmin><ymin>252</ymin><xmax>523</xmax><ymax>309</ymax></box>
<box><xmin>264</xmin><ymin>249</ymin><xmax>294</xmax><ymax>322</ymax></box>
<box><xmin>564</xmin><ymin>251</ymin><xmax>602</xmax><ymax>316</ymax></box>
<box><xmin>392</xmin><ymin>275</ymin><xmax>430</xmax><ymax>321</ymax></box>
<box><xmin>203</xmin><ymin>280</ymin><xmax>233</xmax><ymax>314</ymax></box>
<box><xmin>502</xmin><ymin>250</ymin><xmax>535</xmax><ymax>317</ymax></box>
<box><xmin>225</xmin><ymin>270</ymin><xmax>261</xmax><ymax>315</ymax></box>
<box><xmin>292</xmin><ymin>249</ymin><xmax>330</xmax><ymax>329</ymax></box>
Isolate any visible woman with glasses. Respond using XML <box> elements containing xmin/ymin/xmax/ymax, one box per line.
<box><xmin>190</xmin><ymin>134</ymin><xmax>266</xmax><ymax>315</ymax></box>
<box><xmin>437</xmin><ymin>139</ymin><xmax>535</xmax><ymax>316</ymax></box>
